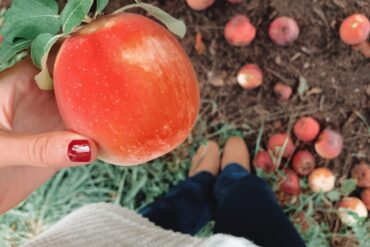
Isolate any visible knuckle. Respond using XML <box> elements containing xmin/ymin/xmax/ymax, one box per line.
<box><xmin>27</xmin><ymin>135</ymin><xmax>53</xmax><ymax>167</ymax></box>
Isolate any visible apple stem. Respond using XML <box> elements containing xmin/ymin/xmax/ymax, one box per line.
<box><xmin>83</xmin><ymin>15</ymin><xmax>94</xmax><ymax>24</ymax></box>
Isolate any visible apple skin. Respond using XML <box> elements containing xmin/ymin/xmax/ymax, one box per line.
<box><xmin>268</xmin><ymin>133</ymin><xmax>295</xmax><ymax>158</ymax></box>
<box><xmin>54</xmin><ymin>13</ymin><xmax>200</xmax><ymax>165</ymax></box>
<box><xmin>186</xmin><ymin>0</ymin><xmax>215</xmax><ymax>11</ymax></box>
<box><xmin>340</xmin><ymin>14</ymin><xmax>370</xmax><ymax>45</ymax></box>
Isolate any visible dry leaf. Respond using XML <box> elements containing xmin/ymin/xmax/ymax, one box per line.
<box><xmin>353</xmin><ymin>42</ymin><xmax>370</xmax><ymax>58</ymax></box>
<box><xmin>298</xmin><ymin>75</ymin><xmax>309</xmax><ymax>99</ymax></box>
<box><xmin>207</xmin><ymin>71</ymin><xmax>224</xmax><ymax>87</ymax></box>
<box><xmin>195</xmin><ymin>32</ymin><xmax>206</xmax><ymax>55</ymax></box>
<box><xmin>307</xmin><ymin>87</ymin><xmax>323</xmax><ymax>95</ymax></box>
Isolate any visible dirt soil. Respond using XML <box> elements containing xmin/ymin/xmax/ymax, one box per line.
<box><xmin>112</xmin><ymin>0</ymin><xmax>369</xmax><ymax>178</ymax></box>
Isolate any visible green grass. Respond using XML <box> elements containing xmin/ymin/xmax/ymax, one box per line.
<box><xmin>1</xmin><ymin>109</ymin><xmax>370</xmax><ymax>247</ymax></box>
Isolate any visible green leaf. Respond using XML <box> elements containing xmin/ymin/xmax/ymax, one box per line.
<box><xmin>35</xmin><ymin>57</ymin><xmax>54</xmax><ymax>90</ymax></box>
<box><xmin>60</xmin><ymin>0</ymin><xmax>94</xmax><ymax>34</ymax></box>
<box><xmin>137</xmin><ymin>3</ymin><xmax>186</xmax><ymax>38</ymax></box>
<box><xmin>298</xmin><ymin>75</ymin><xmax>309</xmax><ymax>98</ymax></box>
<box><xmin>31</xmin><ymin>33</ymin><xmax>54</xmax><ymax>69</ymax></box>
<box><xmin>115</xmin><ymin>2</ymin><xmax>187</xmax><ymax>38</ymax></box>
<box><xmin>0</xmin><ymin>39</ymin><xmax>31</xmax><ymax>71</ymax></box>
<box><xmin>0</xmin><ymin>51</ymin><xmax>28</xmax><ymax>72</ymax></box>
<box><xmin>340</xmin><ymin>179</ymin><xmax>357</xmax><ymax>196</ymax></box>
<box><xmin>34</xmin><ymin>34</ymin><xmax>63</xmax><ymax>90</ymax></box>
<box><xmin>95</xmin><ymin>0</ymin><xmax>109</xmax><ymax>16</ymax></box>
<box><xmin>326</xmin><ymin>190</ymin><xmax>341</xmax><ymax>202</ymax></box>
<box><xmin>1</xmin><ymin>0</ymin><xmax>60</xmax><ymax>43</ymax></box>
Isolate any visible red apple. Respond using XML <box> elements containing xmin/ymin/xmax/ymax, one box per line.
<box><xmin>314</xmin><ymin>129</ymin><xmax>343</xmax><ymax>159</ymax></box>
<box><xmin>186</xmin><ymin>0</ymin><xmax>215</xmax><ymax>11</ymax></box>
<box><xmin>268</xmin><ymin>16</ymin><xmax>300</xmax><ymax>46</ymax></box>
<box><xmin>279</xmin><ymin>169</ymin><xmax>301</xmax><ymax>195</ymax></box>
<box><xmin>292</xmin><ymin>150</ymin><xmax>315</xmax><ymax>176</ymax></box>
<box><xmin>293</xmin><ymin>117</ymin><xmax>320</xmax><ymax>142</ymax></box>
<box><xmin>253</xmin><ymin>150</ymin><xmax>275</xmax><ymax>173</ymax></box>
<box><xmin>339</xmin><ymin>14</ymin><xmax>370</xmax><ymax>45</ymax></box>
<box><xmin>268</xmin><ymin>133</ymin><xmax>295</xmax><ymax>158</ymax></box>
<box><xmin>237</xmin><ymin>64</ymin><xmax>263</xmax><ymax>90</ymax></box>
<box><xmin>224</xmin><ymin>15</ymin><xmax>256</xmax><ymax>46</ymax></box>
<box><xmin>351</xmin><ymin>161</ymin><xmax>370</xmax><ymax>188</ymax></box>
<box><xmin>273</xmin><ymin>82</ymin><xmax>292</xmax><ymax>101</ymax></box>
<box><xmin>54</xmin><ymin>13</ymin><xmax>200</xmax><ymax>165</ymax></box>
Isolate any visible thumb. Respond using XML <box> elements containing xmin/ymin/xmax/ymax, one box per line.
<box><xmin>0</xmin><ymin>131</ymin><xmax>98</xmax><ymax>168</ymax></box>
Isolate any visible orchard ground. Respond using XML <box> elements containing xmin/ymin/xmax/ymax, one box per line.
<box><xmin>0</xmin><ymin>0</ymin><xmax>369</xmax><ymax>247</ymax></box>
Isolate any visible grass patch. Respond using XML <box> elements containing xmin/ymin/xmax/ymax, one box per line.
<box><xmin>1</xmin><ymin>105</ymin><xmax>369</xmax><ymax>247</ymax></box>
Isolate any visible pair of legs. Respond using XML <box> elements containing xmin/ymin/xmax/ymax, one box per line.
<box><xmin>140</xmin><ymin>137</ymin><xmax>306</xmax><ymax>247</ymax></box>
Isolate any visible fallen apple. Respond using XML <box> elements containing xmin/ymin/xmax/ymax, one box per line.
<box><xmin>292</xmin><ymin>150</ymin><xmax>315</xmax><ymax>176</ymax></box>
<box><xmin>338</xmin><ymin>197</ymin><xmax>368</xmax><ymax>226</ymax></box>
<box><xmin>279</xmin><ymin>169</ymin><xmax>301</xmax><ymax>195</ymax></box>
<box><xmin>253</xmin><ymin>150</ymin><xmax>275</xmax><ymax>173</ymax></box>
<box><xmin>308</xmin><ymin>167</ymin><xmax>335</xmax><ymax>193</ymax></box>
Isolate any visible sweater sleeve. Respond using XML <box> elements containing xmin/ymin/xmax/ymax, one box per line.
<box><xmin>21</xmin><ymin>203</ymin><xmax>259</xmax><ymax>247</ymax></box>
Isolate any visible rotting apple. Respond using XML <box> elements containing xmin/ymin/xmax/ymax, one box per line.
<box><xmin>308</xmin><ymin>167</ymin><xmax>335</xmax><ymax>193</ymax></box>
<box><xmin>292</xmin><ymin>150</ymin><xmax>315</xmax><ymax>176</ymax></box>
<box><xmin>54</xmin><ymin>13</ymin><xmax>200</xmax><ymax>165</ymax></box>
<box><xmin>314</xmin><ymin>129</ymin><xmax>343</xmax><ymax>159</ymax></box>
<box><xmin>337</xmin><ymin>197</ymin><xmax>368</xmax><ymax>226</ymax></box>
<box><xmin>351</xmin><ymin>161</ymin><xmax>370</xmax><ymax>188</ymax></box>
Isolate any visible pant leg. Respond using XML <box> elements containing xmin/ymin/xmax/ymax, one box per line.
<box><xmin>140</xmin><ymin>171</ymin><xmax>216</xmax><ymax>235</ymax></box>
<box><xmin>214</xmin><ymin>164</ymin><xmax>306</xmax><ymax>247</ymax></box>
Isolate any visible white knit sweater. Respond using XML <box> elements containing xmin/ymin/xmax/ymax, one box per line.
<box><xmin>22</xmin><ymin>203</ymin><xmax>259</xmax><ymax>247</ymax></box>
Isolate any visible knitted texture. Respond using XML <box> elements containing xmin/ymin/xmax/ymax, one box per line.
<box><xmin>22</xmin><ymin>203</ymin><xmax>259</xmax><ymax>247</ymax></box>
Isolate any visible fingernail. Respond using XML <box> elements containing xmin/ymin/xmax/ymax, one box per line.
<box><xmin>68</xmin><ymin>140</ymin><xmax>91</xmax><ymax>162</ymax></box>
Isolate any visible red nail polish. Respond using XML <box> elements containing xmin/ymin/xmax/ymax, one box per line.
<box><xmin>68</xmin><ymin>140</ymin><xmax>92</xmax><ymax>162</ymax></box>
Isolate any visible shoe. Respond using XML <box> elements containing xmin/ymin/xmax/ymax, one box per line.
<box><xmin>221</xmin><ymin>136</ymin><xmax>250</xmax><ymax>172</ymax></box>
<box><xmin>189</xmin><ymin>140</ymin><xmax>220</xmax><ymax>177</ymax></box>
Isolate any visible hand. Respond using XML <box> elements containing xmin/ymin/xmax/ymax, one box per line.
<box><xmin>0</xmin><ymin>60</ymin><xmax>98</xmax><ymax>214</ymax></box>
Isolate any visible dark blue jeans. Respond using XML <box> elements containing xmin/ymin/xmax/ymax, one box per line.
<box><xmin>140</xmin><ymin>164</ymin><xmax>306</xmax><ymax>247</ymax></box>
